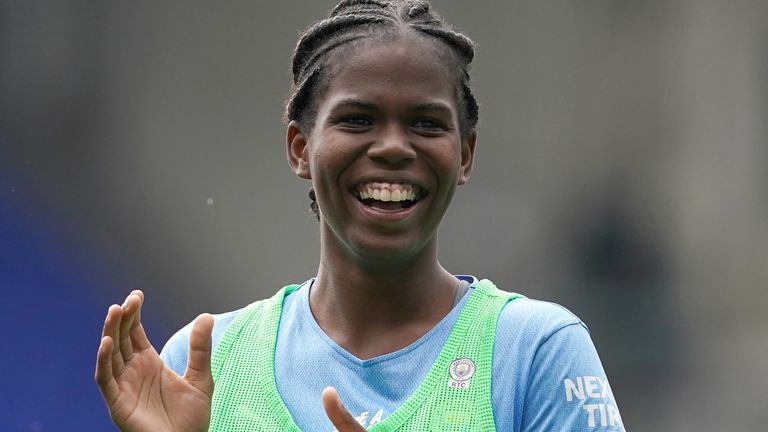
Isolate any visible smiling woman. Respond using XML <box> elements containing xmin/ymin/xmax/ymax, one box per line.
<box><xmin>95</xmin><ymin>1</ymin><xmax>624</xmax><ymax>431</ymax></box>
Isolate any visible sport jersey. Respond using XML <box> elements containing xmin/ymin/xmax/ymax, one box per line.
<box><xmin>208</xmin><ymin>279</ymin><xmax>521</xmax><ymax>431</ymax></box>
<box><xmin>160</xmin><ymin>276</ymin><xmax>625</xmax><ymax>431</ymax></box>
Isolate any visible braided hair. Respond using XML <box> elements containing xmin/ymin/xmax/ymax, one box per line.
<box><xmin>286</xmin><ymin>0</ymin><xmax>479</xmax><ymax>219</ymax></box>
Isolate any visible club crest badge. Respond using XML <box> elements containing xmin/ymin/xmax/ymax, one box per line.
<box><xmin>448</xmin><ymin>358</ymin><xmax>475</xmax><ymax>389</ymax></box>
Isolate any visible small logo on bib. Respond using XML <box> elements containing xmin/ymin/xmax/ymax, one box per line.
<box><xmin>448</xmin><ymin>358</ymin><xmax>475</xmax><ymax>389</ymax></box>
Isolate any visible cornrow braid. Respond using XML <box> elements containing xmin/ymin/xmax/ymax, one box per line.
<box><xmin>403</xmin><ymin>0</ymin><xmax>435</xmax><ymax>23</ymax></box>
<box><xmin>411</xmin><ymin>24</ymin><xmax>474</xmax><ymax>63</ymax></box>
<box><xmin>331</xmin><ymin>0</ymin><xmax>393</xmax><ymax>16</ymax></box>
<box><xmin>287</xmin><ymin>0</ymin><xmax>479</xmax><ymax>219</ymax></box>
<box><xmin>406</xmin><ymin>1</ymin><xmax>427</xmax><ymax>17</ymax></box>
<box><xmin>291</xmin><ymin>14</ymin><xmax>392</xmax><ymax>83</ymax></box>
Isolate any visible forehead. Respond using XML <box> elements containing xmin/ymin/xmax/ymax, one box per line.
<box><xmin>321</xmin><ymin>33</ymin><xmax>459</xmax><ymax>110</ymax></box>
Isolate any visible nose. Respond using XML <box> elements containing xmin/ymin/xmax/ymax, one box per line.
<box><xmin>367</xmin><ymin>123</ymin><xmax>416</xmax><ymax>165</ymax></box>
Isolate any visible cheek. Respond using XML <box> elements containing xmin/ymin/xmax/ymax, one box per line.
<box><xmin>307</xmin><ymin>139</ymin><xmax>356</xmax><ymax>194</ymax></box>
<box><xmin>309</xmin><ymin>141</ymin><xmax>339</xmax><ymax>176</ymax></box>
<box><xmin>420</xmin><ymin>142</ymin><xmax>463</xmax><ymax>184</ymax></box>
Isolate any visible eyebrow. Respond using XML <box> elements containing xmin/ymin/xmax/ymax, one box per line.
<box><xmin>410</xmin><ymin>102</ymin><xmax>454</xmax><ymax>116</ymax></box>
<box><xmin>330</xmin><ymin>98</ymin><xmax>454</xmax><ymax>116</ymax></box>
<box><xmin>330</xmin><ymin>98</ymin><xmax>377</xmax><ymax>111</ymax></box>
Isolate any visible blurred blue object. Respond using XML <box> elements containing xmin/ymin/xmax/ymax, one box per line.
<box><xmin>0</xmin><ymin>169</ymin><xmax>159</xmax><ymax>431</ymax></box>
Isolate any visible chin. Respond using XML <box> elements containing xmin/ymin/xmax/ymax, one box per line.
<box><xmin>343</xmin><ymin>231</ymin><xmax>434</xmax><ymax>266</ymax></box>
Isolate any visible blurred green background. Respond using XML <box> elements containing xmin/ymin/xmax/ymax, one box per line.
<box><xmin>1</xmin><ymin>0</ymin><xmax>766</xmax><ymax>430</ymax></box>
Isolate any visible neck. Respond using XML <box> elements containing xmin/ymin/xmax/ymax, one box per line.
<box><xmin>309</xmin><ymin>232</ymin><xmax>459</xmax><ymax>359</ymax></box>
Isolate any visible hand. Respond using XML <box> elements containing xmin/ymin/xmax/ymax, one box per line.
<box><xmin>322</xmin><ymin>387</ymin><xmax>367</xmax><ymax>432</ymax></box>
<box><xmin>95</xmin><ymin>290</ymin><xmax>214</xmax><ymax>432</ymax></box>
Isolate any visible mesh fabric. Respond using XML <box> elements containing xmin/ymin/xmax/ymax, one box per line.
<box><xmin>208</xmin><ymin>280</ymin><xmax>523</xmax><ymax>431</ymax></box>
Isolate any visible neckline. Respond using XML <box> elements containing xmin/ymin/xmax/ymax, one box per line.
<box><xmin>295</xmin><ymin>277</ymin><xmax>475</xmax><ymax>367</ymax></box>
<box><xmin>279</xmin><ymin>278</ymin><xmax>490</xmax><ymax>432</ymax></box>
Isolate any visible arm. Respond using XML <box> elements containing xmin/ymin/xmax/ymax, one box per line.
<box><xmin>94</xmin><ymin>291</ymin><xmax>214</xmax><ymax>432</ymax></box>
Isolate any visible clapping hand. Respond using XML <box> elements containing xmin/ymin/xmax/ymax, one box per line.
<box><xmin>96</xmin><ymin>292</ymin><xmax>370</xmax><ymax>432</ymax></box>
<box><xmin>95</xmin><ymin>291</ymin><xmax>214</xmax><ymax>432</ymax></box>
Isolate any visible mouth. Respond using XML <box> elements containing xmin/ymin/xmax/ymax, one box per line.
<box><xmin>352</xmin><ymin>181</ymin><xmax>427</xmax><ymax>212</ymax></box>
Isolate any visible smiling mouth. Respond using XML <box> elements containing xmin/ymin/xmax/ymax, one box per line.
<box><xmin>353</xmin><ymin>182</ymin><xmax>427</xmax><ymax>211</ymax></box>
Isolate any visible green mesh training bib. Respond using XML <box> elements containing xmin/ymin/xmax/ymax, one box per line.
<box><xmin>208</xmin><ymin>279</ymin><xmax>524</xmax><ymax>431</ymax></box>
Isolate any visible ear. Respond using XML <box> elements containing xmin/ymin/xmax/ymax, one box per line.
<box><xmin>287</xmin><ymin>121</ymin><xmax>311</xmax><ymax>179</ymax></box>
<box><xmin>457</xmin><ymin>132</ymin><xmax>477</xmax><ymax>185</ymax></box>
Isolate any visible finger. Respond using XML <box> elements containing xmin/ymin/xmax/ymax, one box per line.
<box><xmin>129</xmin><ymin>290</ymin><xmax>144</xmax><ymax>331</ymax></box>
<box><xmin>103</xmin><ymin>305</ymin><xmax>126</xmax><ymax>377</ymax></box>
<box><xmin>322</xmin><ymin>387</ymin><xmax>365</xmax><ymax>432</ymax></box>
<box><xmin>184</xmin><ymin>313</ymin><xmax>214</xmax><ymax>396</ymax></box>
<box><xmin>118</xmin><ymin>294</ymin><xmax>139</xmax><ymax>361</ymax></box>
<box><xmin>127</xmin><ymin>290</ymin><xmax>152</xmax><ymax>351</ymax></box>
<box><xmin>95</xmin><ymin>336</ymin><xmax>120</xmax><ymax>406</ymax></box>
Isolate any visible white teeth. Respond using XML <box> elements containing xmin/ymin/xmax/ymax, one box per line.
<box><xmin>355</xmin><ymin>182</ymin><xmax>423</xmax><ymax>202</ymax></box>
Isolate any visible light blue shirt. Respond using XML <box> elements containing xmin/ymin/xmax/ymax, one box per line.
<box><xmin>160</xmin><ymin>276</ymin><xmax>624</xmax><ymax>431</ymax></box>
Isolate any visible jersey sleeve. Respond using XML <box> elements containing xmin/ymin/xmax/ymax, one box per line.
<box><xmin>159</xmin><ymin>321</ymin><xmax>193</xmax><ymax>377</ymax></box>
<box><xmin>521</xmin><ymin>322</ymin><xmax>625</xmax><ymax>432</ymax></box>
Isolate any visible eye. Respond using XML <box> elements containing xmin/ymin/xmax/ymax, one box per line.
<box><xmin>413</xmin><ymin>118</ymin><xmax>447</xmax><ymax>132</ymax></box>
<box><xmin>338</xmin><ymin>115</ymin><xmax>373</xmax><ymax>128</ymax></box>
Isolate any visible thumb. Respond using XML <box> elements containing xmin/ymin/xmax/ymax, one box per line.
<box><xmin>322</xmin><ymin>387</ymin><xmax>366</xmax><ymax>432</ymax></box>
<box><xmin>184</xmin><ymin>313</ymin><xmax>214</xmax><ymax>396</ymax></box>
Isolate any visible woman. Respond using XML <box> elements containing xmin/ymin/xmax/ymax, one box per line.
<box><xmin>95</xmin><ymin>1</ymin><xmax>624</xmax><ymax>430</ymax></box>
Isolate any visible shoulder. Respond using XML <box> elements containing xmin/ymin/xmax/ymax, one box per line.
<box><xmin>493</xmin><ymin>294</ymin><xmax>599</xmax><ymax>372</ymax></box>
<box><xmin>491</xmin><ymin>295</ymin><xmax>592</xmax><ymax>380</ymax></box>
<box><xmin>465</xmin><ymin>277</ymin><xmax>588</xmax><ymax>351</ymax></box>
<box><xmin>467</xmin><ymin>277</ymin><xmax>586</xmax><ymax>340</ymax></box>
<box><xmin>497</xmin><ymin>296</ymin><xmax>588</xmax><ymax>343</ymax></box>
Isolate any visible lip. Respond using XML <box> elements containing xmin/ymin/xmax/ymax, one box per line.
<box><xmin>352</xmin><ymin>192</ymin><xmax>422</xmax><ymax>222</ymax></box>
<box><xmin>349</xmin><ymin>176</ymin><xmax>429</xmax><ymax>194</ymax></box>
<box><xmin>344</xmin><ymin>172</ymin><xmax>430</xmax><ymax>223</ymax></box>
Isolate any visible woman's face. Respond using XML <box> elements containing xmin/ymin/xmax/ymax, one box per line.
<box><xmin>288</xmin><ymin>33</ymin><xmax>476</xmax><ymax>264</ymax></box>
